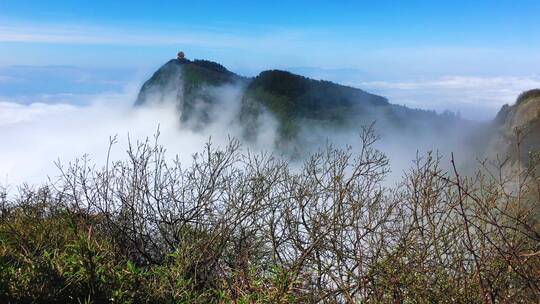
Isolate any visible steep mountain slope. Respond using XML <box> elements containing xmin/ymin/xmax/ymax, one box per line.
<box><xmin>135</xmin><ymin>58</ymin><xmax>248</xmax><ymax>126</ymax></box>
<box><xmin>492</xmin><ymin>89</ymin><xmax>540</xmax><ymax>165</ymax></box>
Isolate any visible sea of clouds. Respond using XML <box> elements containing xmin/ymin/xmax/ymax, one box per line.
<box><xmin>1</xmin><ymin>65</ymin><xmax>535</xmax><ymax>188</ymax></box>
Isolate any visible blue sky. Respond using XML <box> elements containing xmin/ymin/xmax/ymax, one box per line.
<box><xmin>1</xmin><ymin>1</ymin><xmax>540</xmax><ymax>184</ymax></box>
<box><xmin>1</xmin><ymin>0</ymin><xmax>540</xmax><ymax>118</ymax></box>
<box><xmin>1</xmin><ymin>0</ymin><xmax>539</xmax><ymax>70</ymax></box>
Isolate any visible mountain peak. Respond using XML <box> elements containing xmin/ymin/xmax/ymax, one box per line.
<box><xmin>135</xmin><ymin>58</ymin><xmax>465</xmax><ymax>145</ymax></box>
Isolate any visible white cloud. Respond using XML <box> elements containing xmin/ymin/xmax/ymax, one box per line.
<box><xmin>0</xmin><ymin>75</ymin><xmax>494</xmax><ymax>189</ymax></box>
<box><xmin>2</xmin><ymin>20</ymin><xmax>539</xmax><ymax>78</ymax></box>
<box><xmin>360</xmin><ymin>76</ymin><xmax>540</xmax><ymax>91</ymax></box>
<box><xmin>0</xmin><ymin>22</ymin><xmax>302</xmax><ymax>50</ymax></box>
<box><xmin>358</xmin><ymin>75</ymin><xmax>540</xmax><ymax>120</ymax></box>
<box><xmin>0</xmin><ymin>75</ymin><xmax>19</xmax><ymax>82</ymax></box>
<box><xmin>0</xmin><ymin>83</ymin><xmax>278</xmax><ymax>187</ymax></box>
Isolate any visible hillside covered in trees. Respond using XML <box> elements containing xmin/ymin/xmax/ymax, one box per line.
<box><xmin>135</xmin><ymin>58</ymin><xmax>465</xmax><ymax>145</ymax></box>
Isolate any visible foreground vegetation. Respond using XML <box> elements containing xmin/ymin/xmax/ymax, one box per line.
<box><xmin>1</xmin><ymin>127</ymin><xmax>539</xmax><ymax>303</ymax></box>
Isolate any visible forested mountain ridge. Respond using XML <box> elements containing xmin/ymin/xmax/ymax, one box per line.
<box><xmin>135</xmin><ymin>57</ymin><xmax>464</xmax><ymax>142</ymax></box>
<box><xmin>134</xmin><ymin>57</ymin><xmax>539</xmax><ymax>165</ymax></box>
